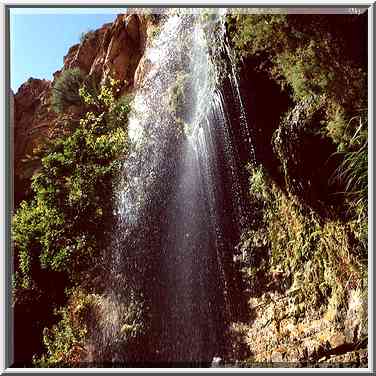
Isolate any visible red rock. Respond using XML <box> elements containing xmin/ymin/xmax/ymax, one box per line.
<box><xmin>12</xmin><ymin>12</ymin><xmax>155</xmax><ymax>204</ymax></box>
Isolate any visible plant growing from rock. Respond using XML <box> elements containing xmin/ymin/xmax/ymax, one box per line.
<box><xmin>232</xmin><ymin>164</ymin><xmax>367</xmax><ymax>363</ymax></box>
<box><xmin>13</xmin><ymin>77</ymin><xmax>131</xmax><ymax>289</ymax></box>
<box><xmin>12</xmin><ymin>77</ymin><xmax>136</xmax><ymax>365</ymax></box>
<box><xmin>51</xmin><ymin>68</ymin><xmax>86</xmax><ymax>113</ymax></box>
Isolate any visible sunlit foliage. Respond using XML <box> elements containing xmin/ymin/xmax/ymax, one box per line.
<box><xmin>13</xmin><ymin>77</ymin><xmax>132</xmax><ymax>291</ymax></box>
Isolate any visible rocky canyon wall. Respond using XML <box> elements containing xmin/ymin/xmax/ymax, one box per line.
<box><xmin>12</xmin><ymin>12</ymin><xmax>155</xmax><ymax>205</ymax></box>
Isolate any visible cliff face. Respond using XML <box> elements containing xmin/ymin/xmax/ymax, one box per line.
<box><xmin>13</xmin><ymin>79</ymin><xmax>53</xmax><ymax>203</ymax></box>
<box><xmin>62</xmin><ymin>14</ymin><xmax>148</xmax><ymax>87</ymax></box>
<box><xmin>225</xmin><ymin>13</ymin><xmax>368</xmax><ymax>367</ymax></box>
<box><xmin>13</xmin><ymin>13</ymin><xmax>152</xmax><ymax>204</ymax></box>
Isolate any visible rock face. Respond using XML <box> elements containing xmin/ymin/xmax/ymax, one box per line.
<box><xmin>13</xmin><ymin>78</ymin><xmax>54</xmax><ymax>203</ymax></box>
<box><xmin>225</xmin><ymin>51</ymin><xmax>367</xmax><ymax>367</ymax></box>
<box><xmin>13</xmin><ymin>79</ymin><xmax>52</xmax><ymax>162</ymax></box>
<box><xmin>62</xmin><ymin>14</ymin><xmax>148</xmax><ymax>87</ymax></box>
<box><xmin>12</xmin><ymin>13</ymin><xmax>153</xmax><ymax>205</ymax></box>
<box><xmin>229</xmin><ymin>286</ymin><xmax>367</xmax><ymax>367</ymax></box>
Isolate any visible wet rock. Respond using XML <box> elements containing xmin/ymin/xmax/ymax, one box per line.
<box><xmin>344</xmin><ymin>288</ymin><xmax>367</xmax><ymax>344</ymax></box>
<box><xmin>284</xmin><ymin>347</ymin><xmax>300</xmax><ymax>363</ymax></box>
<box><xmin>134</xmin><ymin>53</ymin><xmax>152</xmax><ymax>89</ymax></box>
<box><xmin>326</xmin><ymin>351</ymin><xmax>359</xmax><ymax>366</ymax></box>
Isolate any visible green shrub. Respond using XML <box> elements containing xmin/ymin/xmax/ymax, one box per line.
<box><xmin>168</xmin><ymin>71</ymin><xmax>192</xmax><ymax>136</ymax></box>
<box><xmin>33</xmin><ymin>286</ymin><xmax>146</xmax><ymax>367</ymax></box>
<box><xmin>33</xmin><ymin>289</ymin><xmax>94</xmax><ymax>367</ymax></box>
<box><xmin>13</xmin><ymin>74</ymin><xmax>137</xmax><ymax>366</ymax></box>
<box><xmin>248</xmin><ymin>164</ymin><xmax>270</xmax><ymax>201</ymax></box>
<box><xmin>227</xmin><ymin>14</ymin><xmax>288</xmax><ymax>56</ymax></box>
<box><xmin>168</xmin><ymin>72</ymin><xmax>188</xmax><ymax>114</ymax></box>
<box><xmin>13</xmin><ymin>78</ymin><xmax>132</xmax><ymax>291</ymax></box>
<box><xmin>51</xmin><ymin>68</ymin><xmax>86</xmax><ymax>113</ymax></box>
<box><xmin>335</xmin><ymin>141</ymin><xmax>367</xmax><ymax>204</ymax></box>
<box><xmin>150</xmin><ymin>26</ymin><xmax>161</xmax><ymax>39</ymax></box>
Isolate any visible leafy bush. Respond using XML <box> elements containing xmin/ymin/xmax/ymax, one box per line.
<box><xmin>51</xmin><ymin>68</ymin><xmax>86</xmax><ymax>113</ymax></box>
<box><xmin>13</xmin><ymin>77</ymin><xmax>135</xmax><ymax>366</ymax></box>
<box><xmin>33</xmin><ymin>287</ymin><xmax>146</xmax><ymax>367</ymax></box>
<box><xmin>150</xmin><ymin>25</ymin><xmax>161</xmax><ymax>39</ymax></box>
<box><xmin>330</xmin><ymin>110</ymin><xmax>368</xmax><ymax>247</ymax></box>
<box><xmin>168</xmin><ymin>72</ymin><xmax>188</xmax><ymax>114</ymax></box>
<box><xmin>33</xmin><ymin>288</ymin><xmax>94</xmax><ymax>367</ymax></box>
<box><xmin>333</xmin><ymin>113</ymin><xmax>368</xmax><ymax>203</ymax></box>
<box><xmin>248</xmin><ymin>164</ymin><xmax>270</xmax><ymax>201</ymax></box>
<box><xmin>168</xmin><ymin>71</ymin><xmax>192</xmax><ymax>136</ymax></box>
<box><xmin>13</xmin><ymin>78</ymin><xmax>132</xmax><ymax>291</ymax></box>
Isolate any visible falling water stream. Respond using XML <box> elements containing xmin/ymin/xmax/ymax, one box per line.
<box><xmin>97</xmin><ymin>11</ymin><xmax>253</xmax><ymax>366</ymax></box>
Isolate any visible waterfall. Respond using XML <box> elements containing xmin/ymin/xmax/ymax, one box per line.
<box><xmin>93</xmin><ymin>11</ymin><xmax>253</xmax><ymax>366</ymax></box>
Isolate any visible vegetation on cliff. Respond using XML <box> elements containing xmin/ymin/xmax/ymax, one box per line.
<box><xmin>13</xmin><ymin>70</ymin><xmax>131</xmax><ymax>289</ymax></box>
<box><xmin>12</xmin><ymin>69</ymin><xmax>145</xmax><ymax>365</ymax></box>
<box><xmin>228</xmin><ymin>165</ymin><xmax>367</xmax><ymax>365</ymax></box>
<box><xmin>226</xmin><ymin>13</ymin><xmax>367</xmax><ymax>202</ymax></box>
<box><xmin>226</xmin><ymin>12</ymin><xmax>368</xmax><ymax>365</ymax></box>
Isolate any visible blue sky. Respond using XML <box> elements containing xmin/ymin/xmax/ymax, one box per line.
<box><xmin>10</xmin><ymin>9</ymin><xmax>126</xmax><ymax>92</ymax></box>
